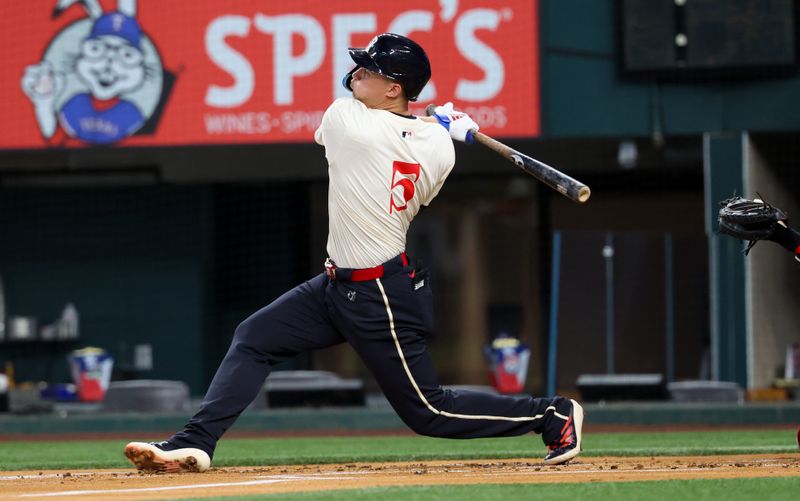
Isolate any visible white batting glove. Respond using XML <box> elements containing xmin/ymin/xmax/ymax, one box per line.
<box><xmin>433</xmin><ymin>102</ymin><xmax>479</xmax><ymax>144</ymax></box>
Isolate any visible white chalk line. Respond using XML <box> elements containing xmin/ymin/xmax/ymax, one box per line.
<box><xmin>18</xmin><ymin>476</ymin><xmax>351</xmax><ymax>498</ymax></box>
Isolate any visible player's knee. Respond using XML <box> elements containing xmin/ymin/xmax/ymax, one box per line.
<box><xmin>232</xmin><ymin>318</ymin><xmax>256</xmax><ymax>344</ymax></box>
<box><xmin>231</xmin><ymin>317</ymin><xmax>286</xmax><ymax>365</ymax></box>
<box><xmin>399</xmin><ymin>413</ymin><xmax>438</xmax><ymax>436</ymax></box>
<box><xmin>395</xmin><ymin>391</ymin><xmax>449</xmax><ymax>437</ymax></box>
<box><xmin>231</xmin><ymin>319</ymin><xmax>268</xmax><ymax>356</ymax></box>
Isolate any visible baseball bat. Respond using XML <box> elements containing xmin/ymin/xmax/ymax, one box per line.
<box><xmin>425</xmin><ymin>104</ymin><xmax>591</xmax><ymax>203</ymax></box>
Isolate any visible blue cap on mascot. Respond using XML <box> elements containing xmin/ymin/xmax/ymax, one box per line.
<box><xmin>88</xmin><ymin>12</ymin><xmax>142</xmax><ymax>49</ymax></box>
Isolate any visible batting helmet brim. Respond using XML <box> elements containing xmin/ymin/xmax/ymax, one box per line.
<box><xmin>342</xmin><ymin>49</ymin><xmax>395</xmax><ymax>94</ymax></box>
<box><xmin>347</xmin><ymin>49</ymin><xmax>382</xmax><ymax>74</ymax></box>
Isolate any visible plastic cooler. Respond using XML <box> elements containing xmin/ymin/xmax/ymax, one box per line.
<box><xmin>483</xmin><ymin>334</ymin><xmax>530</xmax><ymax>394</ymax></box>
<box><xmin>68</xmin><ymin>347</ymin><xmax>114</xmax><ymax>401</ymax></box>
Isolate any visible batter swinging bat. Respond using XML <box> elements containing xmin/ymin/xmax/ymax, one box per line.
<box><xmin>425</xmin><ymin>104</ymin><xmax>591</xmax><ymax>203</ymax></box>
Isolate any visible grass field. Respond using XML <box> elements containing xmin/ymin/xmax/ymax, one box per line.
<box><xmin>1</xmin><ymin>429</ymin><xmax>798</xmax><ymax>499</ymax></box>
<box><xmin>188</xmin><ymin>478</ymin><xmax>800</xmax><ymax>501</ymax></box>
<box><xmin>0</xmin><ymin>429</ymin><xmax>797</xmax><ymax>470</ymax></box>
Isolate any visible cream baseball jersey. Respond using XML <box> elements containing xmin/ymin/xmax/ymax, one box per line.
<box><xmin>315</xmin><ymin>97</ymin><xmax>455</xmax><ymax>268</ymax></box>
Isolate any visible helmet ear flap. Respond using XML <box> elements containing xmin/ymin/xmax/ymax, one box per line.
<box><xmin>342</xmin><ymin>66</ymin><xmax>360</xmax><ymax>92</ymax></box>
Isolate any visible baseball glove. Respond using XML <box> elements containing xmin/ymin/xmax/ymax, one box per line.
<box><xmin>718</xmin><ymin>196</ymin><xmax>789</xmax><ymax>255</ymax></box>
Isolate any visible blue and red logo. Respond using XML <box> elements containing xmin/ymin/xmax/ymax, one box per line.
<box><xmin>20</xmin><ymin>0</ymin><xmax>174</xmax><ymax>146</ymax></box>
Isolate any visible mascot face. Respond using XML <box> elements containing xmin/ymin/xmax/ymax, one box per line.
<box><xmin>76</xmin><ymin>34</ymin><xmax>145</xmax><ymax>100</ymax></box>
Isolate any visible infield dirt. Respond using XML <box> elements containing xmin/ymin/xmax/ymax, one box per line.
<box><xmin>2</xmin><ymin>454</ymin><xmax>800</xmax><ymax>499</ymax></box>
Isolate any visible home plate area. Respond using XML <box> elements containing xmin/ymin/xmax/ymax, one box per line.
<box><xmin>2</xmin><ymin>455</ymin><xmax>800</xmax><ymax>499</ymax></box>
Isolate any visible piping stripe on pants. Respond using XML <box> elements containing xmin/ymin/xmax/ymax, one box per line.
<box><xmin>375</xmin><ymin>278</ymin><xmax>568</xmax><ymax>422</ymax></box>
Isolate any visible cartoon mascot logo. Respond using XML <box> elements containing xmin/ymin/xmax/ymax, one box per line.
<box><xmin>21</xmin><ymin>0</ymin><xmax>172</xmax><ymax>146</ymax></box>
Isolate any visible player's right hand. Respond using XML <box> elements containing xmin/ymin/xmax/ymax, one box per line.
<box><xmin>432</xmin><ymin>102</ymin><xmax>479</xmax><ymax>144</ymax></box>
<box><xmin>21</xmin><ymin>61</ymin><xmax>65</xmax><ymax>106</ymax></box>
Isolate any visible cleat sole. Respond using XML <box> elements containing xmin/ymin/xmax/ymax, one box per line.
<box><xmin>124</xmin><ymin>442</ymin><xmax>209</xmax><ymax>473</ymax></box>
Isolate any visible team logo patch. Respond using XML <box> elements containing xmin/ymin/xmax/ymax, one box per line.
<box><xmin>21</xmin><ymin>0</ymin><xmax>174</xmax><ymax>146</ymax></box>
<box><xmin>346</xmin><ymin>290</ymin><xmax>357</xmax><ymax>302</ymax></box>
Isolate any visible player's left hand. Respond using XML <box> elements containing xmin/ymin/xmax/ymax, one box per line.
<box><xmin>433</xmin><ymin>102</ymin><xmax>479</xmax><ymax>144</ymax></box>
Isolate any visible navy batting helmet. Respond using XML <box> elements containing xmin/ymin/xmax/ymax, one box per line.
<box><xmin>342</xmin><ymin>33</ymin><xmax>431</xmax><ymax>101</ymax></box>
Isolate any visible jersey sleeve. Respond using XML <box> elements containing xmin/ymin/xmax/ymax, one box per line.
<box><xmin>314</xmin><ymin>97</ymin><xmax>369</xmax><ymax>146</ymax></box>
<box><xmin>423</xmin><ymin>128</ymin><xmax>456</xmax><ymax>206</ymax></box>
<box><xmin>314</xmin><ymin>98</ymin><xmax>344</xmax><ymax>146</ymax></box>
<box><xmin>313</xmin><ymin>102</ymin><xmax>334</xmax><ymax>145</ymax></box>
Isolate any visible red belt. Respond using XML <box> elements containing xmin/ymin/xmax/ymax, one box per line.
<box><xmin>325</xmin><ymin>253</ymin><xmax>409</xmax><ymax>281</ymax></box>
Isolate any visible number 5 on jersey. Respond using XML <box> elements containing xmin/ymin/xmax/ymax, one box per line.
<box><xmin>389</xmin><ymin>161</ymin><xmax>421</xmax><ymax>214</ymax></box>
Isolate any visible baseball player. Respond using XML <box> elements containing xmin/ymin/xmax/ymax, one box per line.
<box><xmin>124</xmin><ymin>33</ymin><xmax>583</xmax><ymax>473</ymax></box>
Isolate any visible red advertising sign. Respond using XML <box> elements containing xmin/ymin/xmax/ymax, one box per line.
<box><xmin>2</xmin><ymin>0</ymin><xmax>539</xmax><ymax>149</ymax></box>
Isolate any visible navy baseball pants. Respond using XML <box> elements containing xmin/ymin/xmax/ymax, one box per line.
<box><xmin>170</xmin><ymin>254</ymin><xmax>568</xmax><ymax>458</ymax></box>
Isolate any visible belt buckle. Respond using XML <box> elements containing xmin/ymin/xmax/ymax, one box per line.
<box><xmin>324</xmin><ymin>258</ymin><xmax>336</xmax><ymax>280</ymax></box>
